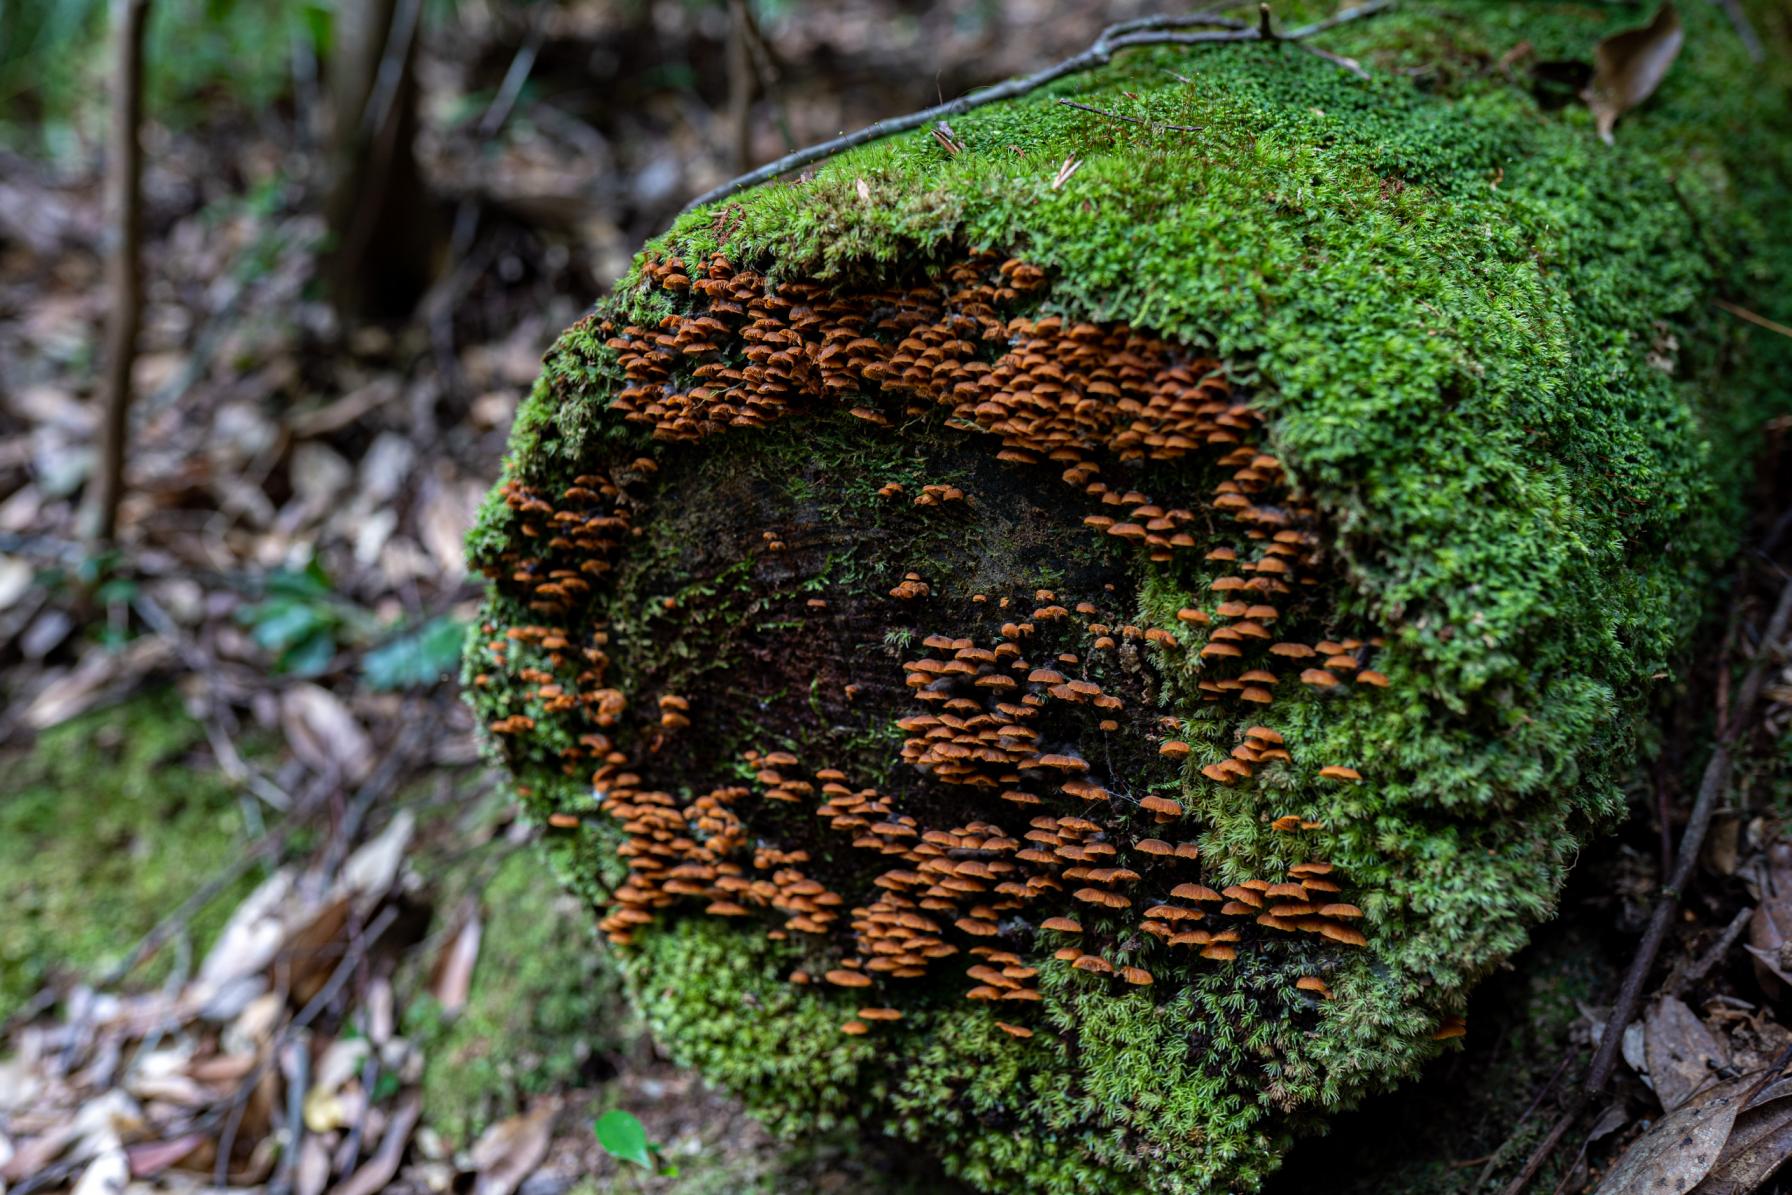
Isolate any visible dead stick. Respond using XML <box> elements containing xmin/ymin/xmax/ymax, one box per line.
<box><xmin>1670</xmin><ymin>904</ymin><xmax>1755</xmax><ymax>996</ymax></box>
<box><xmin>1503</xmin><ymin>568</ymin><xmax>1792</xmax><ymax>1195</ymax></box>
<box><xmin>680</xmin><ymin>0</ymin><xmax>1392</xmax><ymax>211</ymax></box>
<box><xmin>1056</xmin><ymin>98</ymin><xmax>1204</xmax><ymax>132</ymax></box>
<box><xmin>80</xmin><ymin>0</ymin><xmax>151</xmax><ymax>543</ymax></box>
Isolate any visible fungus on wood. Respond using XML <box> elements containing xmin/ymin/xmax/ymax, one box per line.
<box><xmin>465</xmin><ymin>4</ymin><xmax>1792</xmax><ymax>1193</ymax></box>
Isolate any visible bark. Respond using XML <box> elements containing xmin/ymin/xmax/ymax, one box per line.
<box><xmin>322</xmin><ymin>0</ymin><xmax>437</xmax><ymax>325</ymax></box>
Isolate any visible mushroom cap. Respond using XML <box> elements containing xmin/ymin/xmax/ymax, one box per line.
<box><xmin>825</xmin><ymin>969</ymin><xmax>874</xmax><ymax>988</ymax></box>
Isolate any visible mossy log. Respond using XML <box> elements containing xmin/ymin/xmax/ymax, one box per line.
<box><xmin>466</xmin><ymin>4</ymin><xmax>1792</xmax><ymax>1192</ymax></box>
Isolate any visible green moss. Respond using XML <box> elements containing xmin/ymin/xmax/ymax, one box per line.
<box><xmin>469</xmin><ymin>3</ymin><xmax>1792</xmax><ymax>1192</ymax></box>
<box><xmin>0</xmin><ymin>691</ymin><xmax>265</xmax><ymax>1020</ymax></box>
<box><xmin>414</xmin><ymin>846</ymin><xmax>627</xmax><ymax>1147</ymax></box>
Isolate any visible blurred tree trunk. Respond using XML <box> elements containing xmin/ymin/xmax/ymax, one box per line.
<box><xmin>79</xmin><ymin>0</ymin><xmax>149</xmax><ymax>544</ymax></box>
<box><xmin>323</xmin><ymin>0</ymin><xmax>437</xmax><ymax>325</ymax></box>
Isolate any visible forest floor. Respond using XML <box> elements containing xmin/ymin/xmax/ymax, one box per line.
<box><xmin>2</xmin><ymin>1</ymin><xmax>1792</xmax><ymax>1193</ymax></box>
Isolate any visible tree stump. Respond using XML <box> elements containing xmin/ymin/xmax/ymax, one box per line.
<box><xmin>466</xmin><ymin>6</ymin><xmax>1792</xmax><ymax>1191</ymax></box>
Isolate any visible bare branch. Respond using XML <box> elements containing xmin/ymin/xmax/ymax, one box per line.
<box><xmin>680</xmin><ymin>0</ymin><xmax>1393</xmax><ymax>213</ymax></box>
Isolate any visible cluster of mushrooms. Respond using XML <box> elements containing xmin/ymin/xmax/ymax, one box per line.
<box><xmin>474</xmin><ymin>251</ymin><xmax>1397</xmax><ymax>1039</ymax></box>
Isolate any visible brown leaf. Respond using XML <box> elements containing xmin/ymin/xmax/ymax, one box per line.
<box><xmin>1691</xmin><ymin>1076</ymin><xmax>1792</xmax><ymax>1193</ymax></box>
<box><xmin>276</xmin><ymin>897</ymin><xmax>353</xmax><ymax>1008</ymax></box>
<box><xmin>1584</xmin><ymin>2</ymin><xmax>1683</xmax><ymax>145</ymax></box>
<box><xmin>125</xmin><ymin>1134</ymin><xmax>204</xmax><ymax>1179</ymax></box>
<box><xmin>469</xmin><ymin>1098</ymin><xmax>558</xmax><ymax>1195</ymax></box>
<box><xmin>1594</xmin><ymin>1074</ymin><xmax>1752</xmax><ymax>1195</ymax></box>
<box><xmin>1645</xmin><ymin>996</ymin><xmax>1730</xmax><ymax>1112</ymax></box>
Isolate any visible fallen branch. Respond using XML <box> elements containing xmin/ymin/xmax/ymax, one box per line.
<box><xmin>1502</xmin><ymin>564</ymin><xmax>1792</xmax><ymax>1195</ymax></box>
<box><xmin>680</xmin><ymin>0</ymin><xmax>1392</xmax><ymax>211</ymax></box>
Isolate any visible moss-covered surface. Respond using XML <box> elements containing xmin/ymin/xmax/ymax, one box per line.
<box><xmin>467</xmin><ymin>3</ymin><xmax>1792</xmax><ymax>1192</ymax></box>
<box><xmin>412</xmin><ymin>846</ymin><xmax>628</xmax><ymax>1147</ymax></box>
<box><xmin>0</xmin><ymin>692</ymin><xmax>265</xmax><ymax>1021</ymax></box>
<box><xmin>1269</xmin><ymin>861</ymin><xmax>1619</xmax><ymax>1195</ymax></box>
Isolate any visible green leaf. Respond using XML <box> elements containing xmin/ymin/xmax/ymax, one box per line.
<box><xmin>283</xmin><ymin>632</ymin><xmax>337</xmax><ymax>678</ymax></box>
<box><xmin>361</xmin><ymin>616</ymin><xmax>468</xmax><ymax>692</ymax></box>
<box><xmin>593</xmin><ymin>1109</ymin><xmax>653</xmax><ymax>1169</ymax></box>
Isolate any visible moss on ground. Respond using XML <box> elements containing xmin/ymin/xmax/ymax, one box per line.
<box><xmin>0</xmin><ymin>691</ymin><xmax>265</xmax><ymax>1021</ymax></box>
<box><xmin>469</xmin><ymin>2</ymin><xmax>1792</xmax><ymax>1192</ymax></box>
<box><xmin>413</xmin><ymin>846</ymin><xmax>627</xmax><ymax>1148</ymax></box>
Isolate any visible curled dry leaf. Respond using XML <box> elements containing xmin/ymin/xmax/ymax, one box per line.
<box><xmin>1644</xmin><ymin>995</ymin><xmax>1730</xmax><ymax>1113</ymax></box>
<box><xmin>1584</xmin><ymin>2</ymin><xmax>1684</xmax><ymax>145</ymax></box>
<box><xmin>1595</xmin><ymin>1072</ymin><xmax>1753</xmax><ymax>1195</ymax></box>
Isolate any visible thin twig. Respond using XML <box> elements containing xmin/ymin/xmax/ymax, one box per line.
<box><xmin>680</xmin><ymin>0</ymin><xmax>1392</xmax><ymax>212</ymax></box>
<box><xmin>1716</xmin><ymin>297</ymin><xmax>1792</xmax><ymax>340</ymax></box>
<box><xmin>1056</xmin><ymin>98</ymin><xmax>1204</xmax><ymax>133</ymax></box>
<box><xmin>1503</xmin><ymin>567</ymin><xmax>1792</xmax><ymax>1195</ymax></box>
<box><xmin>1669</xmin><ymin>904</ymin><xmax>1755</xmax><ymax>996</ymax></box>
<box><xmin>1586</xmin><ymin>577</ymin><xmax>1792</xmax><ymax>1089</ymax></box>
<box><xmin>1474</xmin><ymin>1051</ymin><xmax>1576</xmax><ymax>1192</ymax></box>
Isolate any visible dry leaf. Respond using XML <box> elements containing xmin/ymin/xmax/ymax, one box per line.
<box><xmin>279</xmin><ymin>683</ymin><xmax>374</xmax><ymax>782</ymax></box>
<box><xmin>1749</xmin><ymin>842</ymin><xmax>1792</xmax><ymax>996</ymax></box>
<box><xmin>337</xmin><ymin>810</ymin><xmax>414</xmax><ymax>904</ymax></box>
<box><xmin>327</xmin><ymin>1093</ymin><xmax>419</xmax><ymax>1195</ymax></box>
<box><xmin>1644</xmin><ymin>996</ymin><xmax>1729</xmax><ymax>1113</ymax></box>
<box><xmin>70</xmin><ymin>1146</ymin><xmax>128</xmax><ymax>1195</ymax></box>
<box><xmin>469</xmin><ymin>1098</ymin><xmax>558</xmax><ymax>1195</ymax></box>
<box><xmin>1594</xmin><ymin>1073</ymin><xmax>1753</xmax><ymax>1195</ymax></box>
<box><xmin>417</xmin><ymin>469</ymin><xmax>479</xmax><ymax>578</ymax></box>
<box><xmin>197</xmin><ymin>869</ymin><xmax>297</xmax><ymax>995</ymax></box>
<box><xmin>1584</xmin><ymin>2</ymin><xmax>1683</xmax><ymax>144</ymax></box>
<box><xmin>124</xmin><ymin>1134</ymin><xmax>203</xmax><ymax>1179</ymax></box>
<box><xmin>24</xmin><ymin>638</ymin><xmax>171</xmax><ymax>729</ymax></box>
<box><xmin>431</xmin><ymin>900</ymin><xmax>482</xmax><ymax>1017</ymax></box>
<box><xmin>1691</xmin><ymin>1076</ymin><xmax>1792</xmax><ymax>1193</ymax></box>
<box><xmin>294</xmin><ymin>1134</ymin><xmax>333</xmax><ymax>1195</ymax></box>
<box><xmin>0</xmin><ymin>555</ymin><xmax>32</xmax><ymax>613</ymax></box>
